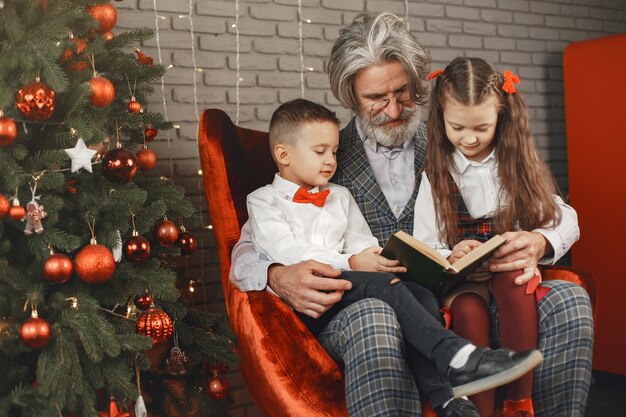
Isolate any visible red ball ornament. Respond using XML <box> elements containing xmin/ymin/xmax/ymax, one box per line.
<box><xmin>61</xmin><ymin>37</ymin><xmax>89</xmax><ymax>71</ymax></box>
<box><xmin>134</xmin><ymin>292</ymin><xmax>152</xmax><ymax>310</ymax></box>
<box><xmin>75</xmin><ymin>243</ymin><xmax>115</xmax><ymax>284</ymax></box>
<box><xmin>144</xmin><ymin>125</ymin><xmax>158</xmax><ymax>142</ymax></box>
<box><xmin>20</xmin><ymin>315</ymin><xmax>51</xmax><ymax>349</ymax></box>
<box><xmin>178</xmin><ymin>230</ymin><xmax>198</xmax><ymax>256</ymax></box>
<box><xmin>102</xmin><ymin>148</ymin><xmax>139</xmax><ymax>184</ymax></box>
<box><xmin>153</xmin><ymin>219</ymin><xmax>178</xmax><ymax>246</ymax></box>
<box><xmin>102</xmin><ymin>31</ymin><xmax>115</xmax><ymax>42</ymax></box>
<box><xmin>0</xmin><ymin>194</ymin><xmax>9</xmax><ymax>218</ymax></box>
<box><xmin>89</xmin><ymin>76</ymin><xmax>115</xmax><ymax>107</ymax></box>
<box><xmin>86</xmin><ymin>3</ymin><xmax>118</xmax><ymax>33</ymax></box>
<box><xmin>127</xmin><ymin>99</ymin><xmax>141</xmax><ymax>114</ymax></box>
<box><xmin>136</xmin><ymin>147</ymin><xmax>157</xmax><ymax>171</ymax></box>
<box><xmin>0</xmin><ymin>116</ymin><xmax>17</xmax><ymax>146</ymax></box>
<box><xmin>9</xmin><ymin>199</ymin><xmax>25</xmax><ymax>221</ymax></box>
<box><xmin>123</xmin><ymin>233</ymin><xmax>151</xmax><ymax>263</ymax></box>
<box><xmin>205</xmin><ymin>375</ymin><xmax>229</xmax><ymax>400</ymax></box>
<box><xmin>15</xmin><ymin>80</ymin><xmax>55</xmax><ymax>121</ymax></box>
<box><xmin>135</xmin><ymin>307</ymin><xmax>173</xmax><ymax>345</ymax></box>
<box><xmin>42</xmin><ymin>253</ymin><xmax>73</xmax><ymax>284</ymax></box>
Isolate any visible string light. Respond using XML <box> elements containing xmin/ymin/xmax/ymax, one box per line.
<box><xmin>189</xmin><ymin>280</ymin><xmax>195</xmax><ymax>293</ymax></box>
<box><xmin>404</xmin><ymin>0</ymin><xmax>410</xmax><ymax>30</ymax></box>
<box><xmin>152</xmin><ymin>0</ymin><xmax>174</xmax><ymax>179</ymax></box>
<box><xmin>186</xmin><ymin>0</ymin><xmax>200</xmax><ymax>122</ymax></box>
<box><xmin>235</xmin><ymin>0</ymin><xmax>240</xmax><ymax>124</ymax></box>
<box><xmin>298</xmin><ymin>0</ymin><xmax>305</xmax><ymax>98</ymax></box>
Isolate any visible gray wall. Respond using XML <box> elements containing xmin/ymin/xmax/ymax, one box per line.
<box><xmin>115</xmin><ymin>1</ymin><xmax>626</xmax><ymax>416</ymax></box>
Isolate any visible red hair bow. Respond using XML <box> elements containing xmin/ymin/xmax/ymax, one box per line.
<box><xmin>502</xmin><ymin>70</ymin><xmax>520</xmax><ymax>94</ymax></box>
<box><xmin>428</xmin><ymin>69</ymin><xmax>444</xmax><ymax>80</ymax></box>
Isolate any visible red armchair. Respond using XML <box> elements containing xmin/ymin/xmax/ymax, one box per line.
<box><xmin>197</xmin><ymin>108</ymin><xmax>596</xmax><ymax>417</ymax></box>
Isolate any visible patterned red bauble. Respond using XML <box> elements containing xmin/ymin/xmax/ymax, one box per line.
<box><xmin>135</xmin><ymin>307</ymin><xmax>173</xmax><ymax>345</ymax></box>
<box><xmin>102</xmin><ymin>148</ymin><xmax>139</xmax><ymax>184</ymax></box>
<box><xmin>178</xmin><ymin>230</ymin><xmax>198</xmax><ymax>256</ymax></box>
<box><xmin>123</xmin><ymin>233</ymin><xmax>151</xmax><ymax>263</ymax></box>
<box><xmin>88</xmin><ymin>76</ymin><xmax>115</xmax><ymax>108</ymax></box>
<box><xmin>86</xmin><ymin>3</ymin><xmax>117</xmax><ymax>33</ymax></box>
<box><xmin>205</xmin><ymin>375</ymin><xmax>229</xmax><ymax>400</ymax></box>
<box><xmin>42</xmin><ymin>253</ymin><xmax>73</xmax><ymax>284</ymax></box>
<box><xmin>144</xmin><ymin>125</ymin><xmax>158</xmax><ymax>142</ymax></box>
<box><xmin>0</xmin><ymin>116</ymin><xmax>17</xmax><ymax>146</ymax></box>
<box><xmin>134</xmin><ymin>292</ymin><xmax>152</xmax><ymax>310</ymax></box>
<box><xmin>19</xmin><ymin>316</ymin><xmax>51</xmax><ymax>349</ymax></box>
<box><xmin>75</xmin><ymin>243</ymin><xmax>115</xmax><ymax>284</ymax></box>
<box><xmin>153</xmin><ymin>219</ymin><xmax>178</xmax><ymax>246</ymax></box>
<box><xmin>127</xmin><ymin>99</ymin><xmax>141</xmax><ymax>114</ymax></box>
<box><xmin>15</xmin><ymin>80</ymin><xmax>55</xmax><ymax>121</ymax></box>
<box><xmin>0</xmin><ymin>194</ymin><xmax>9</xmax><ymax>218</ymax></box>
<box><xmin>61</xmin><ymin>38</ymin><xmax>89</xmax><ymax>71</ymax></box>
<box><xmin>9</xmin><ymin>200</ymin><xmax>25</xmax><ymax>221</ymax></box>
<box><xmin>136</xmin><ymin>147</ymin><xmax>157</xmax><ymax>171</ymax></box>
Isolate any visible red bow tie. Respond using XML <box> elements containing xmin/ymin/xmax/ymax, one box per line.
<box><xmin>293</xmin><ymin>187</ymin><xmax>330</xmax><ymax>208</ymax></box>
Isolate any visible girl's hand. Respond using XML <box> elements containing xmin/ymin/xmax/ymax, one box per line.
<box><xmin>465</xmin><ymin>265</ymin><xmax>493</xmax><ymax>282</ymax></box>
<box><xmin>448</xmin><ymin>239</ymin><xmax>482</xmax><ymax>264</ymax></box>
<box><xmin>349</xmin><ymin>247</ymin><xmax>407</xmax><ymax>273</ymax></box>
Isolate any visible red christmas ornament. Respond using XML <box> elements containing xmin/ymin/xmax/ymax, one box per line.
<box><xmin>86</xmin><ymin>3</ymin><xmax>118</xmax><ymax>34</ymax></box>
<box><xmin>178</xmin><ymin>229</ymin><xmax>197</xmax><ymax>256</ymax></box>
<box><xmin>136</xmin><ymin>147</ymin><xmax>157</xmax><ymax>171</ymax></box>
<box><xmin>89</xmin><ymin>76</ymin><xmax>115</xmax><ymax>107</ymax></box>
<box><xmin>135</xmin><ymin>307</ymin><xmax>173</xmax><ymax>345</ymax></box>
<box><xmin>19</xmin><ymin>313</ymin><xmax>51</xmax><ymax>349</ymax></box>
<box><xmin>9</xmin><ymin>198</ymin><xmax>25</xmax><ymax>221</ymax></box>
<box><xmin>0</xmin><ymin>194</ymin><xmax>9</xmax><ymax>218</ymax></box>
<box><xmin>102</xmin><ymin>31</ymin><xmax>115</xmax><ymax>42</ymax></box>
<box><xmin>61</xmin><ymin>37</ymin><xmax>89</xmax><ymax>71</ymax></box>
<box><xmin>123</xmin><ymin>232</ymin><xmax>151</xmax><ymax>263</ymax></box>
<box><xmin>42</xmin><ymin>252</ymin><xmax>73</xmax><ymax>284</ymax></box>
<box><xmin>98</xmin><ymin>398</ymin><xmax>130</xmax><ymax>417</ymax></box>
<box><xmin>134</xmin><ymin>48</ymin><xmax>154</xmax><ymax>65</ymax></box>
<box><xmin>127</xmin><ymin>99</ymin><xmax>141</xmax><ymax>114</ymax></box>
<box><xmin>102</xmin><ymin>148</ymin><xmax>139</xmax><ymax>184</ymax></box>
<box><xmin>134</xmin><ymin>292</ymin><xmax>152</xmax><ymax>310</ymax></box>
<box><xmin>153</xmin><ymin>219</ymin><xmax>178</xmax><ymax>246</ymax></box>
<box><xmin>75</xmin><ymin>242</ymin><xmax>115</xmax><ymax>284</ymax></box>
<box><xmin>0</xmin><ymin>115</ymin><xmax>17</xmax><ymax>146</ymax></box>
<box><xmin>15</xmin><ymin>79</ymin><xmax>55</xmax><ymax>121</ymax></box>
<box><xmin>144</xmin><ymin>125</ymin><xmax>158</xmax><ymax>142</ymax></box>
<box><xmin>205</xmin><ymin>374</ymin><xmax>229</xmax><ymax>400</ymax></box>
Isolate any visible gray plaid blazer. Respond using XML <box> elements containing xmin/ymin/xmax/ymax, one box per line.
<box><xmin>332</xmin><ymin>118</ymin><xmax>428</xmax><ymax>246</ymax></box>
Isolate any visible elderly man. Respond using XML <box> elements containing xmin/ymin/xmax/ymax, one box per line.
<box><xmin>231</xmin><ymin>11</ymin><xmax>593</xmax><ymax>417</ymax></box>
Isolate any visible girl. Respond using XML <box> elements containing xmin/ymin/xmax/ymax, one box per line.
<box><xmin>414</xmin><ymin>57</ymin><xmax>578</xmax><ymax>417</ymax></box>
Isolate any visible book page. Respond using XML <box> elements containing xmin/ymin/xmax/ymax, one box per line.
<box><xmin>449</xmin><ymin>235</ymin><xmax>506</xmax><ymax>273</ymax></box>
<box><xmin>394</xmin><ymin>231</ymin><xmax>451</xmax><ymax>269</ymax></box>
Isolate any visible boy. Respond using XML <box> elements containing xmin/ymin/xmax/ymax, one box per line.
<box><xmin>245</xmin><ymin>98</ymin><xmax>542</xmax><ymax>416</ymax></box>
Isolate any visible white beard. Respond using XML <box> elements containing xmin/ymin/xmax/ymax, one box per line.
<box><xmin>358</xmin><ymin>106</ymin><xmax>421</xmax><ymax>148</ymax></box>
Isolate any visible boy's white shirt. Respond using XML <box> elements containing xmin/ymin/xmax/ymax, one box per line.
<box><xmin>413</xmin><ymin>148</ymin><xmax>580</xmax><ymax>263</ymax></box>
<box><xmin>245</xmin><ymin>173</ymin><xmax>378</xmax><ymax>272</ymax></box>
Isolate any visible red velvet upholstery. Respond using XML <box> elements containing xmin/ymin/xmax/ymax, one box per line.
<box><xmin>197</xmin><ymin>108</ymin><xmax>596</xmax><ymax>417</ymax></box>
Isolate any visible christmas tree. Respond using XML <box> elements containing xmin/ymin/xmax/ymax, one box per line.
<box><xmin>0</xmin><ymin>1</ymin><xmax>236</xmax><ymax>416</ymax></box>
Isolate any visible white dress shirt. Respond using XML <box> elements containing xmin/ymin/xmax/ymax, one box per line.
<box><xmin>413</xmin><ymin>148</ymin><xmax>580</xmax><ymax>263</ymax></box>
<box><xmin>231</xmin><ymin>174</ymin><xmax>379</xmax><ymax>290</ymax></box>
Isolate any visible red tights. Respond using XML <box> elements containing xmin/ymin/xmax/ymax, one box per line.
<box><xmin>449</xmin><ymin>271</ymin><xmax>538</xmax><ymax>417</ymax></box>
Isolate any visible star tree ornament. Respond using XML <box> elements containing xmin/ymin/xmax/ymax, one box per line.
<box><xmin>65</xmin><ymin>137</ymin><xmax>97</xmax><ymax>173</ymax></box>
<box><xmin>98</xmin><ymin>397</ymin><xmax>130</xmax><ymax>417</ymax></box>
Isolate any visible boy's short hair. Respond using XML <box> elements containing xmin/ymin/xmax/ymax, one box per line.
<box><xmin>269</xmin><ymin>99</ymin><xmax>340</xmax><ymax>150</ymax></box>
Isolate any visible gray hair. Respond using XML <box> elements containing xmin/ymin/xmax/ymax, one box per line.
<box><xmin>328</xmin><ymin>12</ymin><xmax>432</xmax><ymax>111</ymax></box>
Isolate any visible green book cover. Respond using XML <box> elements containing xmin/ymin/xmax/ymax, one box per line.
<box><xmin>381</xmin><ymin>231</ymin><xmax>506</xmax><ymax>297</ymax></box>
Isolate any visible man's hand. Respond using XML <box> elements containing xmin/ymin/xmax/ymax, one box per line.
<box><xmin>348</xmin><ymin>247</ymin><xmax>407</xmax><ymax>273</ymax></box>
<box><xmin>267</xmin><ymin>260</ymin><xmax>348</xmax><ymax>319</ymax></box>
<box><xmin>485</xmin><ymin>231</ymin><xmax>549</xmax><ymax>284</ymax></box>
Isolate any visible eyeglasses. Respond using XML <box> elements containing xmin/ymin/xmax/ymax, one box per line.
<box><xmin>369</xmin><ymin>90</ymin><xmax>412</xmax><ymax>112</ymax></box>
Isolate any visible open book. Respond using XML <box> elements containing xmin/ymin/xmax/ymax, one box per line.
<box><xmin>381</xmin><ymin>231</ymin><xmax>506</xmax><ymax>298</ymax></box>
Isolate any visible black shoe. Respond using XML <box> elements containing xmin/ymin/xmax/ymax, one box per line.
<box><xmin>449</xmin><ymin>347</ymin><xmax>543</xmax><ymax>397</ymax></box>
<box><xmin>436</xmin><ymin>398</ymin><xmax>480</xmax><ymax>417</ymax></box>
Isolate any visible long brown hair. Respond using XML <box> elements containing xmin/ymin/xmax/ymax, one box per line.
<box><xmin>425</xmin><ymin>57</ymin><xmax>561</xmax><ymax>247</ymax></box>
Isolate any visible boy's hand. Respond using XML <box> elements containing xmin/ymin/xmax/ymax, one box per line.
<box><xmin>447</xmin><ymin>239</ymin><xmax>482</xmax><ymax>264</ymax></box>
<box><xmin>349</xmin><ymin>247</ymin><xmax>407</xmax><ymax>273</ymax></box>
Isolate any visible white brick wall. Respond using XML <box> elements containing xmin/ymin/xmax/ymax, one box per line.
<box><xmin>114</xmin><ymin>1</ymin><xmax>626</xmax><ymax>415</ymax></box>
